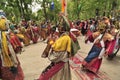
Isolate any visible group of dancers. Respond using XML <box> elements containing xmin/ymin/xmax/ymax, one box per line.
<box><xmin>0</xmin><ymin>11</ymin><xmax>120</xmax><ymax>80</ymax></box>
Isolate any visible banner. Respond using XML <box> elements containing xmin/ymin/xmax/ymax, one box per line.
<box><xmin>61</xmin><ymin>0</ymin><xmax>66</xmax><ymax>13</ymax></box>
<box><xmin>50</xmin><ymin>1</ymin><xmax>54</xmax><ymax>10</ymax></box>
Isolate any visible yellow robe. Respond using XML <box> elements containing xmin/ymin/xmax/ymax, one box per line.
<box><xmin>1</xmin><ymin>32</ymin><xmax>13</xmax><ymax>67</ymax></box>
<box><xmin>50</xmin><ymin>33</ymin><xmax>72</xmax><ymax>80</ymax></box>
<box><xmin>52</xmin><ymin>33</ymin><xmax>71</xmax><ymax>53</ymax></box>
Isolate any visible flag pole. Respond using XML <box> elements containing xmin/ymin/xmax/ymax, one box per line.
<box><xmin>65</xmin><ymin>0</ymin><xmax>67</xmax><ymax>16</ymax></box>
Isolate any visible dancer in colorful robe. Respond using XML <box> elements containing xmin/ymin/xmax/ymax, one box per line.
<box><xmin>27</xmin><ymin>21</ymin><xmax>39</xmax><ymax>43</ymax></box>
<box><xmin>0</xmin><ymin>14</ymin><xmax>24</xmax><ymax>80</ymax></box>
<box><xmin>17</xmin><ymin>25</ymin><xmax>30</xmax><ymax>46</ymax></box>
<box><xmin>38</xmin><ymin>25</ymin><xmax>72</xmax><ymax>80</ymax></box>
<box><xmin>9</xmin><ymin>25</ymin><xmax>23</xmax><ymax>53</ymax></box>
<box><xmin>82</xmin><ymin>32</ymin><xmax>113</xmax><ymax>73</ymax></box>
<box><xmin>106</xmin><ymin>28</ymin><xmax>119</xmax><ymax>59</ymax></box>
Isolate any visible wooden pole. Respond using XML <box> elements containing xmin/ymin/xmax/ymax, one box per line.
<box><xmin>65</xmin><ymin>0</ymin><xmax>67</xmax><ymax>16</ymax></box>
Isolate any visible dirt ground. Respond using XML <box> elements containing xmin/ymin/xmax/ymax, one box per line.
<box><xmin>17</xmin><ymin>36</ymin><xmax>120</xmax><ymax>80</ymax></box>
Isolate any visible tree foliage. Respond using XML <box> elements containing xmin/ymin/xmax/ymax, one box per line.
<box><xmin>0</xmin><ymin>0</ymin><xmax>120</xmax><ymax>22</ymax></box>
<box><xmin>68</xmin><ymin>0</ymin><xmax>120</xmax><ymax>20</ymax></box>
<box><xmin>0</xmin><ymin>0</ymin><xmax>33</xmax><ymax>22</ymax></box>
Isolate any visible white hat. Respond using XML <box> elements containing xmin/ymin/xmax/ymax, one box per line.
<box><xmin>70</xmin><ymin>28</ymin><xmax>79</xmax><ymax>32</ymax></box>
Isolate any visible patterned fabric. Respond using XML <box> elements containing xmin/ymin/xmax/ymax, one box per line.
<box><xmin>50</xmin><ymin>62</ymin><xmax>71</xmax><ymax>80</ymax></box>
<box><xmin>70</xmin><ymin>54</ymin><xmax>111</xmax><ymax>80</ymax></box>
<box><xmin>39</xmin><ymin>62</ymin><xmax>65</xmax><ymax>80</ymax></box>
<box><xmin>48</xmin><ymin>51</ymin><xmax>69</xmax><ymax>63</ymax></box>
<box><xmin>106</xmin><ymin>39</ymin><xmax>116</xmax><ymax>55</ymax></box>
<box><xmin>9</xmin><ymin>33</ymin><xmax>22</xmax><ymax>53</ymax></box>
<box><xmin>1</xmin><ymin>65</ymin><xmax>24</xmax><ymax>80</ymax></box>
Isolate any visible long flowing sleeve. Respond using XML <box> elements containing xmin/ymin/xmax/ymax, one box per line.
<box><xmin>98</xmin><ymin>40</ymin><xmax>105</xmax><ymax>59</ymax></box>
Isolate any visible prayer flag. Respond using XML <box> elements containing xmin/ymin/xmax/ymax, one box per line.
<box><xmin>50</xmin><ymin>1</ymin><xmax>54</xmax><ymax>10</ymax></box>
<box><xmin>61</xmin><ymin>0</ymin><xmax>66</xmax><ymax>13</ymax></box>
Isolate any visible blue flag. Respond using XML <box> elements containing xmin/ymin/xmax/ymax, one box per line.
<box><xmin>50</xmin><ymin>1</ymin><xmax>54</xmax><ymax>10</ymax></box>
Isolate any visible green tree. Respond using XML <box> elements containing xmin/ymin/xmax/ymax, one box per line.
<box><xmin>0</xmin><ymin>0</ymin><xmax>120</xmax><ymax>22</ymax></box>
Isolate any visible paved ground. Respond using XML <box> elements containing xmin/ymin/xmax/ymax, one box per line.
<box><xmin>17</xmin><ymin>36</ymin><xmax>120</xmax><ymax>80</ymax></box>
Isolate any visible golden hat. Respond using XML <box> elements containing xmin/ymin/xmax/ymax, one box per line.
<box><xmin>103</xmin><ymin>33</ymin><xmax>113</xmax><ymax>41</ymax></box>
<box><xmin>92</xmin><ymin>31</ymin><xmax>101</xmax><ymax>38</ymax></box>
